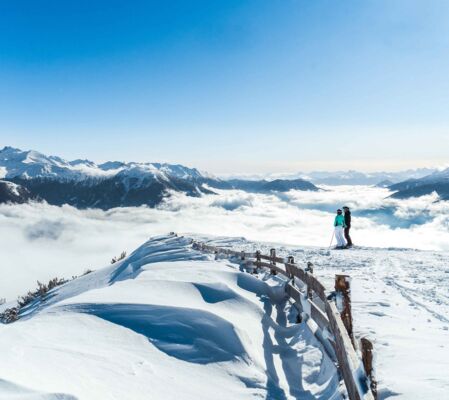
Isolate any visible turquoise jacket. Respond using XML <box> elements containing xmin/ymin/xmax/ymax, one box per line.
<box><xmin>334</xmin><ymin>214</ymin><xmax>346</xmax><ymax>227</ymax></box>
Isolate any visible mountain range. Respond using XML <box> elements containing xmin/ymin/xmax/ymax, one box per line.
<box><xmin>224</xmin><ymin>169</ymin><xmax>437</xmax><ymax>186</ymax></box>
<box><xmin>0</xmin><ymin>180</ymin><xmax>34</xmax><ymax>204</ymax></box>
<box><xmin>299</xmin><ymin>169</ymin><xmax>437</xmax><ymax>186</ymax></box>
<box><xmin>0</xmin><ymin>147</ymin><xmax>317</xmax><ymax>209</ymax></box>
<box><xmin>220</xmin><ymin>168</ymin><xmax>449</xmax><ymax>201</ymax></box>
<box><xmin>389</xmin><ymin>168</ymin><xmax>449</xmax><ymax>200</ymax></box>
<box><xmin>2</xmin><ymin>146</ymin><xmax>448</xmax><ymax>207</ymax></box>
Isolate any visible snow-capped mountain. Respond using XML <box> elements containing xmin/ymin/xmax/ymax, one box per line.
<box><xmin>0</xmin><ymin>146</ymin><xmax>218</xmax><ymax>208</ymax></box>
<box><xmin>0</xmin><ymin>146</ymin><xmax>205</xmax><ymax>182</ymax></box>
<box><xmin>0</xmin><ymin>147</ymin><xmax>318</xmax><ymax>208</ymax></box>
<box><xmin>389</xmin><ymin>167</ymin><xmax>449</xmax><ymax>200</ymax></box>
<box><xmin>221</xmin><ymin>169</ymin><xmax>437</xmax><ymax>186</ymax></box>
<box><xmin>375</xmin><ymin>179</ymin><xmax>394</xmax><ymax>188</ymax></box>
<box><xmin>0</xmin><ymin>180</ymin><xmax>35</xmax><ymax>204</ymax></box>
<box><xmin>298</xmin><ymin>169</ymin><xmax>437</xmax><ymax>186</ymax></box>
<box><xmin>226</xmin><ymin>178</ymin><xmax>317</xmax><ymax>193</ymax></box>
<box><xmin>417</xmin><ymin>167</ymin><xmax>449</xmax><ymax>183</ymax></box>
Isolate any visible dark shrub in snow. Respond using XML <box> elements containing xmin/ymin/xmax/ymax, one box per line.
<box><xmin>111</xmin><ymin>251</ymin><xmax>127</xmax><ymax>264</ymax></box>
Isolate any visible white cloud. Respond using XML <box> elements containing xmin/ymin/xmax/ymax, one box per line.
<box><xmin>1</xmin><ymin>186</ymin><xmax>449</xmax><ymax>300</ymax></box>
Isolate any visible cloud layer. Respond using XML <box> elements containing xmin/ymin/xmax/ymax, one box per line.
<box><xmin>1</xmin><ymin>185</ymin><xmax>449</xmax><ymax>300</ymax></box>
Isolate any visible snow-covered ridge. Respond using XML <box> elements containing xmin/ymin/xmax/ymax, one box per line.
<box><xmin>389</xmin><ymin>166</ymin><xmax>449</xmax><ymax>200</ymax></box>
<box><xmin>220</xmin><ymin>169</ymin><xmax>438</xmax><ymax>186</ymax></box>
<box><xmin>0</xmin><ymin>146</ymin><xmax>207</xmax><ymax>182</ymax></box>
<box><xmin>0</xmin><ymin>146</ymin><xmax>319</xmax><ymax>209</ymax></box>
<box><xmin>0</xmin><ymin>147</ymin><xmax>221</xmax><ymax>209</ymax></box>
<box><xmin>0</xmin><ymin>180</ymin><xmax>34</xmax><ymax>204</ymax></box>
<box><xmin>0</xmin><ymin>234</ymin><xmax>341</xmax><ymax>400</ymax></box>
<box><xmin>415</xmin><ymin>166</ymin><xmax>449</xmax><ymax>183</ymax></box>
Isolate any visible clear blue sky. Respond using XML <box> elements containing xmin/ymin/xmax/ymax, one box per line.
<box><xmin>1</xmin><ymin>0</ymin><xmax>448</xmax><ymax>173</ymax></box>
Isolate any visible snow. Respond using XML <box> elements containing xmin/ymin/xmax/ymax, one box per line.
<box><xmin>65</xmin><ymin>161</ymin><xmax>122</xmax><ymax>178</ymax></box>
<box><xmin>2</xmin><ymin>183</ymin><xmax>449</xmax><ymax>300</ymax></box>
<box><xmin>0</xmin><ymin>235</ymin><xmax>341</xmax><ymax>400</ymax></box>
<box><xmin>418</xmin><ymin>167</ymin><xmax>449</xmax><ymax>182</ymax></box>
<box><xmin>218</xmin><ymin>169</ymin><xmax>437</xmax><ymax>186</ymax></box>
<box><xmin>1</xmin><ymin>181</ymin><xmax>449</xmax><ymax>398</ymax></box>
<box><xmin>223</xmin><ymin>239</ymin><xmax>449</xmax><ymax>400</ymax></box>
<box><xmin>3</xmin><ymin>180</ymin><xmax>21</xmax><ymax>196</ymax></box>
<box><xmin>2</xmin><ymin>232</ymin><xmax>448</xmax><ymax>399</ymax></box>
<box><xmin>327</xmin><ymin>249</ymin><xmax>449</xmax><ymax>399</ymax></box>
<box><xmin>0</xmin><ymin>147</ymin><xmax>206</xmax><ymax>183</ymax></box>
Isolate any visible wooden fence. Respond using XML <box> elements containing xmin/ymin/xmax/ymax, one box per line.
<box><xmin>192</xmin><ymin>241</ymin><xmax>377</xmax><ymax>400</ymax></box>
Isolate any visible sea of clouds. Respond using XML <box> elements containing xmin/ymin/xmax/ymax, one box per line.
<box><xmin>1</xmin><ymin>185</ymin><xmax>449</xmax><ymax>300</ymax></box>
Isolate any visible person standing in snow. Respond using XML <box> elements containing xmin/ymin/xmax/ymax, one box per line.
<box><xmin>343</xmin><ymin>206</ymin><xmax>353</xmax><ymax>248</ymax></box>
<box><xmin>334</xmin><ymin>209</ymin><xmax>346</xmax><ymax>249</ymax></box>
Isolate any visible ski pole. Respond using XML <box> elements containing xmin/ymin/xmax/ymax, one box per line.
<box><xmin>328</xmin><ymin>230</ymin><xmax>335</xmax><ymax>250</ymax></box>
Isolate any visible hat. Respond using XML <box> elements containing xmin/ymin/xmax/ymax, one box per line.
<box><xmin>337</xmin><ymin>209</ymin><xmax>342</xmax><ymax>213</ymax></box>
<box><xmin>343</xmin><ymin>206</ymin><xmax>350</xmax><ymax>210</ymax></box>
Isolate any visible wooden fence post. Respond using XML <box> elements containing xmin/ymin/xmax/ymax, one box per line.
<box><xmin>361</xmin><ymin>337</ymin><xmax>377</xmax><ymax>399</ymax></box>
<box><xmin>193</xmin><ymin>240</ymin><xmax>376</xmax><ymax>400</ymax></box>
<box><xmin>254</xmin><ymin>250</ymin><xmax>261</xmax><ymax>274</ymax></box>
<box><xmin>306</xmin><ymin>262</ymin><xmax>314</xmax><ymax>300</ymax></box>
<box><xmin>287</xmin><ymin>256</ymin><xmax>294</xmax><ymax>279</ymax></box>
<box><xmin>335</xmin><ymin>274</ymin><xmax>355</xmax><ymax>347</ymax></box>
<box><xmin>270</xmin><ymin>248</ymin><xmax>277</xmax><ymax>275</ymax></box>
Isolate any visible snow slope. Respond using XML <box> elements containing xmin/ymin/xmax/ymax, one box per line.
<box><xmin>0</xmin><ymin>234</ymin><xmax>341</xmax><ymax>400</ymax></box>
<box><xmin>220</xmin><ymin>239</ymin><xmax>449</xmax><ymax>400</ymax></box>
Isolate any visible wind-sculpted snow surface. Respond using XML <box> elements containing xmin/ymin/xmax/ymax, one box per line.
<box><xmin>0</xmin><ymin>379</ymin><xmax>77</xmax><ymax>400</ymax></box>
<box><xmin>209</xmin><ymin>237</ymin><xmax>449</xmax><ymax>400</ymax></box>
<box><xmin>0</xmin><ymin>235</ymin><xmax>342</xmax><ymax>400</ymax></box>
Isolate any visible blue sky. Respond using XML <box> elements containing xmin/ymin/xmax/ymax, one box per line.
<box><xmin>1</xmin><ymin>0</ymin><xmax>448</xmax><ymax>173</ymax></box>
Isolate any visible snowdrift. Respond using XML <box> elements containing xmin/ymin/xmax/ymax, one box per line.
<box><xmin>0</xmin><ymin>234</ymin><xmax>341</xmax><ymax>400</ymax></box>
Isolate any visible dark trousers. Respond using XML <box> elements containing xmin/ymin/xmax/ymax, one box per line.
<box><xmin>344</xmin><ymin>227</ymin><xmax>353</xmax><ymax>246</ymax></box>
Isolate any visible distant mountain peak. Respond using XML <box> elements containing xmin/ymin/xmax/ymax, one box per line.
<box><xmin>0</xmin><ymin>146</ymin><xmax>207</xmax><ymax>183</ymax></box>
<box><xmin>389</xmin><ymin>167</ymin><xmax>449</xmax><ymax>200</ymax></box>
<box><xmin>0</xmin><ymin>180</ymin><xmax>35</xmax><ymax>204</ymax></box>
<box><xmin>0</xmin><ymin>146</ymin><xmax>318</xmax><ymax>209</ymax></box>
<box><xmin>0</xmin><ymin>146</ymin><xmax>220</xmax><ymax>208</ymax></box>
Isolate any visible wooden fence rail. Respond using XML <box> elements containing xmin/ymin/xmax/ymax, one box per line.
<box><xmin>192</xmin><ymin>240</ymin><xmax>377</xmax><ymax>400</ymax></box>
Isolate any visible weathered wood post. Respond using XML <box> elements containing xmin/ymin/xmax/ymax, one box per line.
<box><xmin>285</xmin><ymin>255</ymin><xmax>301</xmax><ymax>322</ymax></box>
<box><xmin>306</xmin><ymin>262</ymin><xmax>314</xmax><ymax>300</ymax></box>
<box><xmin>361</xmin><ymin>337</ymin><xmax>377</xmax><ymax>399</ymax></box>
<box><xmin>335</xmin><ymin>274</ymin><xmax>355</xmax><ymax>347</ymax></box>
<box><xmin>254</xmin><ymin>250</ymin><xmax>261</xmax><ymax>274</ymax></box>
<box><xmin>270</xmin><ymin>248</ymin><xmax>277</xmax><ymax>275</ymax></box>
<box><xmin>287</xmin><ymin>256</ymin><xmax>294</xmax><ymax>279</ymax></box>
<box><xmin>240</xmin><ymin>251</ymin><xmax>245</xmax><ymax>261</ymax></box>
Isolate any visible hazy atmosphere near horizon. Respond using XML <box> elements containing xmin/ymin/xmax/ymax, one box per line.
<box><xmin>1</xmin><ymin>2</ymin><xmax>449</xmax><ymax>400</ymax></box>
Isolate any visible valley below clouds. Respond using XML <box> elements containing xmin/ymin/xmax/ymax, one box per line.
<box><xmin>2</xmin><ymin>185</ymin><xmax>449</xmax><ymax>301</ymax></box>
